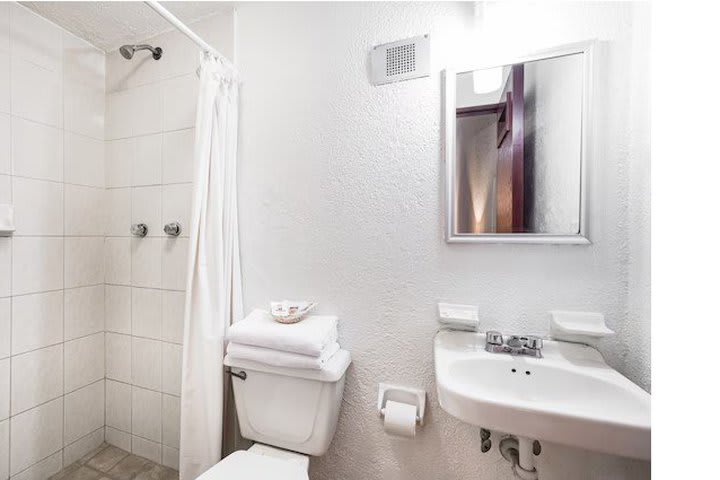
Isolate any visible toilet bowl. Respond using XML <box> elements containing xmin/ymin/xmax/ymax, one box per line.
<box><xmin>198</xmin><ymin>349</ymin><xmax>351</xmax><ymax>479</ymax></box>
<box><xmin>197</xmin><ymin>445</ymin><xmax>309</xmax><ymax>480</ymax></box>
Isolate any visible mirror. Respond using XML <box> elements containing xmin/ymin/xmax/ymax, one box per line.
<box><xmin>444</xmin><ymin>43</ymin><xmax>593</xmax><ymax>244</ymax></box>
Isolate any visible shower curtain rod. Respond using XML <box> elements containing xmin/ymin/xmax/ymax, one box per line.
<box><xmin>144</xmin><ymin>1</ymin><xmax>237</xmax><ymax>71</ymax></box>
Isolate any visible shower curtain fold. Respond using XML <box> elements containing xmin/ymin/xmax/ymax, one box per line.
<box><xmin>179</xmin><ymin>55</ymin><xmax>242</xmax><ymax>480</ymax></box>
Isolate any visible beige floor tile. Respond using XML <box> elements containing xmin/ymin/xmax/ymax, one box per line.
<box><xmin>106</xmin><ymin>455</ymin><xmax>154</xmax><ymax>480</ymax></box>
<box><xmin>79</xmin><ymin>444</ymin><xmax>110</xmax><ymax>465</ymax></box>
<box><xmin>86</xmin><ymin>446</ymin><xmax>130</xmax><ymax>472</ymax></box>
<box><xmin>163</xmin><ymin>469</ymin><xmax>179</xmax><ymax>480</ymax></box>
<box><xmin>49</xmin><ymin>464</ymin><xmax>81</xmax><ymax>480</ymax></box>
<box><xmin>134</xmin><ymin>464</ymin><xmax>178</xmax><ymax>480</ymax></box>
<box><xmin>62</xmin><ymin>466</ymin><xmax>103</xmax><ymax>480</ymax></box>
<box><xmin>49</xmin><ymin>445</ymin><xmax>176</xmax><ymax>480</ymax></box>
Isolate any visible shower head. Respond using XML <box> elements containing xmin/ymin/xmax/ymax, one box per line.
<box><xmin>118</xmin><ymin>45</ymin><xmax>134</xmax><ymax>59</ymax></box>
<box><xmin>119</xmin><ymin>44</ymin><xmax>163</xmax><ymax>61</ymax></box>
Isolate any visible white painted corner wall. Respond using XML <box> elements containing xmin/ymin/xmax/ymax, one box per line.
<box><xmin>102</xmin><ymin>12</ymin><xmax>235</xmax><ymax>470</ymax></box>
<box><xmin>234</xmin><ymin>2</ymin><xmax>650</xmax><ymax>479</ymax></box>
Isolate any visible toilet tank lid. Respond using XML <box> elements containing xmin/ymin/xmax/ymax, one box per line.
<box><xmin>224</xmin><ymin>349</ymin><xmax>351</xmax><ymax>382</ymax></box>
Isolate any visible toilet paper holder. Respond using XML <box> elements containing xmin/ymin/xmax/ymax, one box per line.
<box><xmin>377</xmin><ymin>383</ymin><xmax>426</xmax><ymax>426</ymax></box>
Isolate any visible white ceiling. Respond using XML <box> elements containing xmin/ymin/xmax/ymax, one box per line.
<box><xmin>21</xmin><ymin>1</ymin><xmax>233</xmax><ymax>52</ymax></box>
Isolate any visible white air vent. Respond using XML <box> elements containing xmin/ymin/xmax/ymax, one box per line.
<box><xmin>370</xmin><ymin>35</ymin><xmax>430</xmax><ymax>85</ymax></box>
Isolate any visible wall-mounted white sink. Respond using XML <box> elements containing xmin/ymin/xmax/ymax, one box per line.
<box><xmin>434</xmin><ymin>330</ymin><xmax>650</xmax><ymax>460</ymax></box>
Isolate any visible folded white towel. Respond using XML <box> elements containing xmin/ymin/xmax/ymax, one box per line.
<box><xmin>226</xmin><ymin>342</ymin><xmax>341</xmax><ymax>370</ymax></box>
<box><xmin>226</xmin><ymin>309</ymin><xmax>338</xmax><ymax>356</ymax></box>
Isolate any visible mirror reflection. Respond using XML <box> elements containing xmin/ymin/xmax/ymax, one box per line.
<box><xmin>454</xmin><ymin>53</ymin><xmax>584</xmax><ymax>235</ymax></box>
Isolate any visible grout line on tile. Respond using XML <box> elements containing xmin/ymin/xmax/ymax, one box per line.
<box><xmin>10</xmin><ymin>330</ymin><xmax>106</xmax><ymax>359</ymax></box>
<box><xmin>9</xmin><ymin>447</ymin><xmax>63</xmax><ymax>480</ymax></box>
<box><xmin>8</xmin><ymin>377</ymin><xmax>104</xmax><ymax>419</ymax></box>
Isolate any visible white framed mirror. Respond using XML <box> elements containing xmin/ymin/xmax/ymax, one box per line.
<box><xmin>443</xmin><ymin>42</ymin><xmax>595</xmax><ymax>244</ymax></box>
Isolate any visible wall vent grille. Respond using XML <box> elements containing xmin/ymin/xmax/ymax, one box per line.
<box><xmin>371</xmin><ymin>35</ymin><xmax>430</xmax><ymax>85</ymax></box>
<box><xmin>386</xmin><ymin>43</ymin><xmax>416</xmax><ymax>77</ymax></box>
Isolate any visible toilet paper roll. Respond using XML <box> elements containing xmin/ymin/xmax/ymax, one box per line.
<box><xmin>383</xmin><ymin>400</ymin><xmax>417</xmax><ymax>437</ymax></box>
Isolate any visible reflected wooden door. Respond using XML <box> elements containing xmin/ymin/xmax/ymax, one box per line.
<box><xmin>496</xmin><ymin>64</ymin><xmax>525</xmax><ymax>233</ymax></box>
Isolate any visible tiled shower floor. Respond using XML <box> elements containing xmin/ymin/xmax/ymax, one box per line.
<box><xmin>50</xmin><ymin>444</ymin><xmax>178</xmax><ymax>480</ymax></box>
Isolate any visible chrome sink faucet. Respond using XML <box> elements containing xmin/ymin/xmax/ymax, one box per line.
<box><xmin>485</xmin><ymin>331</ymin><xmax>543</xmax><ymax>358</ymax></box>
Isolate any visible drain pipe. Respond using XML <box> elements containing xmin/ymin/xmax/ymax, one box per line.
<box><xmin>499</xmin><ymin>436</ymin><xmax>539</xmax><ymax>480</ymax></box>
<box><xmin>517</xmin><ymin>437</ymin><xmax>535</xmax><ymax>473</ymax></box>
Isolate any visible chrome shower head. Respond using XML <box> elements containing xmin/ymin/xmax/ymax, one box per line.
<box><xmin>119</xmin><ymin>45</ymin><xmax>134</xmax><ymax>59</ymax></box>
<box><xmin>119</xmin><ymin>44</ymin><xmax>163</xmax><ymax>61</ymax></box>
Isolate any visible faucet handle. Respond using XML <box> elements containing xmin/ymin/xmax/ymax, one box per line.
<box><xmin>163</xmin><ymin>222</ymin><xmax>182</xmax><ymax>237</ymax></box>
<box><xmin>525</xmin><ymin>336</ymin><xmax>543</xmax><ymax>350</ymax></box>
<box><xmin>486</xmin><ymin>331</ymin><xmax>504</xmax><ymax>346</ymax></box>
<box><xmin>131</xmin><ymin>223</ymin><xmax>148</xmax><ymax>237</ymax></box>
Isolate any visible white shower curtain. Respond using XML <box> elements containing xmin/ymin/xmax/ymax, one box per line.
<box><xmin>180</xmin><ymin>54</ymin><xmax>242</xmax><ymax>480</ymax></box>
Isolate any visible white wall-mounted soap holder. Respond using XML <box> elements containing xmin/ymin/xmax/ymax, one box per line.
<box><xmin>0</xmin><ymin>204</ymin><xmax>15</xmax><ymax>236</ymax></box>
<box><xmin>377</xmin><ymin>383</ymin><xmax>426</xmax><ymax>426</ymax></box>
<box><xmin>549</xmin><ymin>310</ymin><xmax>615</xmax><ymax>344</ymax></box>
<box><xmin>437</xmin><ymin>303</ymin><xmax>479</xmax><ymax>331</ymax></box>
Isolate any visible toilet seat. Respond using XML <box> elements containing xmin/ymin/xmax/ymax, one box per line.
<box><xmin>248</xmin><ymin>443</ymin><xmax>310</xmax><ymax>470</ymax></box>
<box><xmin>197</xmin><ymin>450</ymin><xmax>309</xmax><ymax>480</ymax></box>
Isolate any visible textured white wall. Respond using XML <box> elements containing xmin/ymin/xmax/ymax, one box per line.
<box><xmin>234</xmin><ymin>2</ymin><xmax>650</xmax><ymax>479</ymax></box>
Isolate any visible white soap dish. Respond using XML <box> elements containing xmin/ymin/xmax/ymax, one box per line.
<box><xmin>0</xmin><ymin>204</ymin><xmax>14</xmax><ymax>236</ymax></box>
<box><xmin>437</xmin><ymin>303</ymin><xmax>479</xmax><ymax>331</ymax></box>
<box><xmin>270</xmin><ymin>300</ymin><xmax>316</xmax><ymax>324</ymax></box>
<box><xmin>549</xmin><ymin>310</ymin><xmax>615</xmax><ymax>343</ymax></box>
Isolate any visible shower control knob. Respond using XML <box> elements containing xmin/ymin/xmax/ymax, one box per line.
<box><xmin>131</xmin><ymin>223</ymin><xmax>148</xmax><ymax>237</ymax></box>
<box><xmin>164</xmin><ymin>222</ymin><xmax>182</xmax><ymax>237</ymax></box>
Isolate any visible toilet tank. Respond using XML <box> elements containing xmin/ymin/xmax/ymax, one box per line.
<box><xmin>224</xmin><ymin>350</ymin><xmax>351</xmax><ymax>456</ymax></box>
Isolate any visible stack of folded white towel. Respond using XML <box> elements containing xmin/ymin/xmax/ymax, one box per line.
<box><xmin>225</xmin><ymin>309</ymin><xmax>340</xmax><ymax>370</ymax></box>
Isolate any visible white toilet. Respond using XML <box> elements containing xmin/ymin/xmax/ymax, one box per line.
<box><xmin>198</xmin><ymin>349</ymin><xmax>352</xmax><ymax>479</ymax></box>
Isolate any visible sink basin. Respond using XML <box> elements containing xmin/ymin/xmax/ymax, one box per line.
<box><xmin>434</xmin><ymin>330</ymin><xmax>650</xmax><ymax>460</ymax></box>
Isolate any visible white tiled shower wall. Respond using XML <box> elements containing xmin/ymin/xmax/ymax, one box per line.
<box><xmin>102</xmin><ymin>12</ymin><xmax>235</xmax><ymax>471</ymax></box>
<box><xmin>1</xmin><ymin>3</ymin><xmax>235</xmax><ymax>477</ymax></box>
<box><xmin>0</xmin><ymin>3</ymin><xmax>106</xmax><ymax>480</ymax></box>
